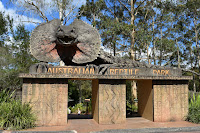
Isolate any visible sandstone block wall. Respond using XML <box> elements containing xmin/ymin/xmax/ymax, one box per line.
<box><xmin>153</xmin><ymin>80</ymin><xmax>188</xmax><ymax>122</ymax></box>
<box><xmin>92</xmin><ymin>79</ymin><xmax>126</xmax><ymax>124</ymax></box>
<box><xmin>22</xmin><ymin>78</ymin><xmax>68</xmax><ymax>126</ymax></box>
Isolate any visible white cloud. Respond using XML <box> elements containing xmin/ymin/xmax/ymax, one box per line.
<box><xmin>13</xmin><ymin>0</ymin><xmax>86</xmax><ymax>20</ymax></box>
<box><xmin>0</xmin><ymin>1</ymin><xmax>41</xmax><ymax>28</ymax></box>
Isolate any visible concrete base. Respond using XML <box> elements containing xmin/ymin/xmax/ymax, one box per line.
<box><xmin>22</xmin><ymin>78</ymin><xmax>68</xmax><ymax>126</ymax></box>
<box><xmin>92</xmin><ymin>79</ymin><xmax>126</xmax><ymax>124</ymax></box>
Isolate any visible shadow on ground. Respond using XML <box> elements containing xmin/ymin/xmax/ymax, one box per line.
<box><xmin>68</xmin><ymin>114</ymin><xmax>92</xmax><ymax>119</ymax></box>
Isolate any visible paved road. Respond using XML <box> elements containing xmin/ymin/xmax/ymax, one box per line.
<box><xmin>1</xmin><ymin>131</ymin><xmax>76</xmax><ymax>133</ymax></box>
<box><xmin>1</xmin><ymin>126</ymin><xmax>200</xmax><ymax>133</ymax></box>
<box><xmin>91</xmin><ymin>127</ymin><xmax>200</xmax><ymax>133</ymax></box>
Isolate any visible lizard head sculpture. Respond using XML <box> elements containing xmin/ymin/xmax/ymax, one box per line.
<box><xmin>30</xmin><ymin>19</ymin><xmax>101</xmax><ymax>65</ymax></box>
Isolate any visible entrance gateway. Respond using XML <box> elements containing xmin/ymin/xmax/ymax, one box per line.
<box><xmin>19</xmin><ymin>19</ymin><xmax>192</xmax><ymax>126</ymax></box>
<box><xmin>20</xmin><ymin>66</ymin><xmax>191</xmax><ymax>125</ymax></box>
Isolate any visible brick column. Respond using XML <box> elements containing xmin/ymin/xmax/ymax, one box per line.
<box><xmin>22</xmin><ymin>78</ymin><xmax>68</xmax><ymax>126</ymax></box>
<box><xmin>92</xmin><ymin>79</ymin><xmax>126</xmax><ymax>124</ymax></box>
<box><xmin>153</xmin><ymin>80</ymin><xmax>188</xmax><ymax>122</ymax></box>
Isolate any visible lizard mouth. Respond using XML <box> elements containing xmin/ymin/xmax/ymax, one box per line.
<box><xmin>57</xmin><ymin>36</ymin><xmax>77</xmax><ymax>46</ymax></box>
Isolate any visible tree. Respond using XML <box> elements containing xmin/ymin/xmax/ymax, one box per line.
<box><xmin>0</xmin><ymin>12</ymin><xmax>37</xmax><ymax>91</ymax></box>
<box><xmin>185</xmin><ymin>0</ymin><xmax>200</xmax><ymax>71</ymax></box>
<box><xmin>68</xmin><ymin>80</ymin><xmax>92</xmax><ymax>106</ymax></box>
<box><xmin>184</xmin><ymin>0</ymin><xmax>200</xmax><ymax>92</ymax></box>
<box><xmin>10</xmin><ymin>0</ymin><xmax>79</xmax><ymax>23</ymax></box>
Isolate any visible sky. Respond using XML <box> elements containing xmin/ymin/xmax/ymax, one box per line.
<box><xmin>0</xmin><ymin>0</ymin><xmax>174</xmax><ymax>65</ymax></box>
<box><xmin>0</xmin><ymin>0</ymin><xmax>190</xmax><ymax>67</ymax></box>
<box><xmin>0</xmin><ymin>0</ymin><xmax>86</xmax><ymax>31</ymax></box>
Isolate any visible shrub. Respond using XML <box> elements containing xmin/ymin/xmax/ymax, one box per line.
<box><xmin>126</xmin><ymin>101</ymin><xmax>137</xmax><ymax>114</ymax></box>
<box><xmin>0</xmin><ymin>89</ymin><xmax>15</xmax><ymax>103</ymax></box>
<box><xmin>70</xmin><ymin>103</ymin><xmax>86</xmax><ymax>114</ymax></box>
<box><xmin>69</xmin><ymin>102</ymin><xmax>93</xmax><ymax>114</ymax></box>
<box><xmin>0</xmin><ymin>89</ymin><xmax>36</xmax><ymax>130</ymax></box>
<box><xmin>186</xmin><ymin>94</ymin><xmax>200</xmax><ymax>123</ymax></box>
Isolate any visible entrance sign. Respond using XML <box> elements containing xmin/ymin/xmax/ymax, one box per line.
<box><xmin>46</xmin><ymin>66</ymin><xmax>181</xmax><ymax>77</ymax></box>
<box><xmin>20</xmin><ymin>19</ymin><xmax>192</xmax><ymax>126</ymax></box>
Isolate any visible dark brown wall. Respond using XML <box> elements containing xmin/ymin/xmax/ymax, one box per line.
<box><xmin>92</xmin><ymin>79</ymin><xmax>99</xmax><ymax>123</ymax></box>
<box><xmin>137</xmin><ymin>80</ymin><xmax>153</xmax><ymax>121</ymax></box>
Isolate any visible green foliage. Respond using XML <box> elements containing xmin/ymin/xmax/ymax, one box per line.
<box><xmin>186</xmin><ymin>94</ymin><xmax>200</xmax><ymax>123</ymax></box>
<box><xmin>0</xmin><ymin>89</ymin><xmax>36</xmax><ymax>130</ymax></box>
<box><xmin>68</xmin><ymin>80</ymin><xmax>79</xmax><ymax>105</ymax></box>
<box><xmin>0</xmin><ymin>12</ymin><xmax>8</xmax><ymax>44</ymax></box>
<box><xmin>126</xmin><ymin>101</ymin><xmax>137</xmax><ymax>113</ymax></box>
<box><xmin>0</xmin><ymin>12</ymin><xmax>38</xmax><ymax>90</ymax></box>
<box><xmin>69</xmin><ymin>101</ymin><xmax>92</xmax><ymax>114</ymax></box>
<box><xmin>68</xmin><ymin>80</ymin><xmax>92</xmax><ymax>106</ymax></box>
<box><xmin>0</xmin><ymin>89</ymin><xmax>15</xmax><ymax>103</ymax></box>
<box><xmin>126</xmin><ymin>81</ymin><xmax>138</xmax><ymax>114</ymax></box>
<box><xmin>183</xmin><ymin>69</ymin><xmax>200</xmax><ymax>91</ymax></box>
<box><xmin>69</xmin><ymin>103</ymin><xmax>86</xmax><ymax>114</ymax></box>
<box><xmin>0</xmin><ymin>100</ymin><xmax>36</xmax><ymax>130</ymax></box>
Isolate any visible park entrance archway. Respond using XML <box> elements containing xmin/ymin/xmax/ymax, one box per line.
<box><xmin>20</xmin><ymin>66</ymin><xmax>191</xmax><ymax>126</ymax></box>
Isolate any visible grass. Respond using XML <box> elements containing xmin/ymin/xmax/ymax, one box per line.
<box><xmin>186</xmin><ymin>94</ymin><xmax>200</xmax><ymax>123</ymax></box>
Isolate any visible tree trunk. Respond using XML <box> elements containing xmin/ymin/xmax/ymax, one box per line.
<box><xmin>177</xmin><ymin>49</ymin><xmax>180</xmax><ymax>68</ymax></box>
<box><xmin>159</xmin><ymin>28</ymin><xmax>162</xmax><ymax>66</ymax></box>
<box><xmin>79</xmin><ymin>81</ymin><xmax>82</xmax><ymax>104</ymax></box>
<box><xmin>152</xmin><ymin>14</ymin><xmax>156</xmax><ymax>65</ymax></box>
<box><xmin>147</xmin><ymin>43</ymin><xmax>150</xmax><ymax>64</ymax></box>
<box><xmin>176</xmin><ymin>38</ymin><xmax>180</xmax><ymax>68</ymax></box>
<box><xmin>193</xmin><ymin>74</ymin><xmax>196</xmax><ymax>93</ymax></box>
<box><xmin>131</xmin><ymin>80</ymin><xmax>137</xmax><ymax>108</ymax></box>
<box><xmin>130</xmin><ymin>0</ymin><xmax>137</xmax><ymax>108</ymax></box>
<box><xmin>190</xmin><ymin>42</ymin><xmax>193</xmax><ymax>68</ymax></box>
<box><xmin>92</xmin><ymin>0</ymin><xmax>96</xmax><ymax>27</ymax></box>
<box><xmin>130</xmin><ymin>0</ymin><xmax>136</xmax><ymax>61</ymax></box>
<box><xmin>114</xmin><ymin>42</ymin><xmax>116</xmax><ymax>56</ymax></box>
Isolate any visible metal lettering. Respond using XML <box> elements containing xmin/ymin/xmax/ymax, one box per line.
<box><xmin>90</xmin><ymin>68</ymin><xmax>95</xmax><ymax>74</ymax></box>
<box><xmin>124</xmin><ymin>69</ymin><xmax>128</xmax><ymax>75</ymax></box>
<box><xmin>74</xmin><ymin>68</ymin><xmax>80</xmax><ymax>74</ymax></box>
<box><xmin>47</xmin><ymin>68</ymin><xmax>53</xmax><ymax>73</ymax></box>
<box><xmin>68</xmin><ymin>68</ymin><xmax>73</xmax><ymax>74</ymax></box>
<box><xmin>110</xmin><ymin>69</ymin><xmax>115</xmax><ymax>74</ymax></box>
<box><xmin>119</xmin><ymin>69</ymin><xmax>124</xmax><ymax>74</ymax></box>
<box><xmin>63</xmin><ymin>68</ymin><xmax>67</xmax><ymax>73</ymax></box>
<box><xmin>135</xmin><ymin>69</ymin><xmax>139</xmax><ymax>75</ymax></box>
<box><xmin>85</xmin><ymin>68</ymin><xmax>90</xmax><ymax>74</ymax></box>
<box><xmin>115</xmin><ymin>69</ymin><xmax>119</xmax><ymax>74</ymax></box>
<box><xmin>58</xmin><ymin>68</ymin><xmax>64</xmax><ymax>73</ymax></box>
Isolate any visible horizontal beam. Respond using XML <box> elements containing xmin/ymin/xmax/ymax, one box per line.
<box><xmin>19</xmin><ymin>73</ymin><xmax>192</xmax><ymax>80</ymax></box>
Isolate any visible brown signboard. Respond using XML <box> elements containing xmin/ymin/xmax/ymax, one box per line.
<box><xmin>46</xmin><ymin>66</ymin><xmax>182</xmax><ymax>77</ymax></box>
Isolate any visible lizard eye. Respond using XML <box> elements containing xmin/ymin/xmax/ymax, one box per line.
<box><xmin>71</xmin><ymin>29</ymin><xmax>75</xmax><ymax>32</ymax></box>
<box><xmin>57</xmin><ymin>27</ymin><xmax>63</xmax><ymax>32</ymax></box>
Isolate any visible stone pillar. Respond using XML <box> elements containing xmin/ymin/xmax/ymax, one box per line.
<box><xmin>137</xmin><ymin>80</ymin><xmax>153</xmax><ymax>121</ymax></box>
<box><xmin>92</xmin><ymin>79</ymin><xmax>126</xmax><ymax>124</ymax></box>
<box><xmin>22</xmin><ymin>78</ymin><xmax>68</xmax><ymax>126</ymax></box>
<box><xmin>153</xmin><ymin>80</ymin><xmax>188</xmax><ymax>122</ymax></box>
<box><xmin>92</xmin><ymin>79</ymin><xmax>99</xmax><ymax>123</ymax></box>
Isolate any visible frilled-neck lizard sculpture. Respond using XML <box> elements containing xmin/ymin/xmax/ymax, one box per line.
<box><xmin>30</xmin><ymin>19</ymin><xmax>197</xmax><ymax>75</ymax></box>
